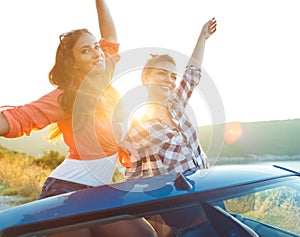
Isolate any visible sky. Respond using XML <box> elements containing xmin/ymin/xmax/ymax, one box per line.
<box><xmin>0</xmin><ymin>0</ymin><xmax>299</xmax><ymax>126</ymax></box>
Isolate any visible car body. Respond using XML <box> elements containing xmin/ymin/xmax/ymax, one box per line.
<box><xmin>0</xmin><ymin>165</ymin><xmax>300</xmax><ymax>237</ymax></box>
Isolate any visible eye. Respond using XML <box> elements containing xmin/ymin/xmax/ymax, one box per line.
<box><xmin>157</xmin><ymin>71</ymin><xmax>167</xmax><ymax>77</ymax></box>
<box><xmin>81</xmin><ymin>48</ymin><xmax>90</xmax><ymax>54</ymax></box>
<box><xmin>171</xmin><ymin>74</ymin><xmax>177</xmax><ymax>81</ymax></box>
<box><xmin>95</xmin><ymin>44</ymin><xmax>101</xmax><ymax>51</ymax></box>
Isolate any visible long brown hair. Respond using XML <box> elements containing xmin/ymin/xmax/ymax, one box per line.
<box><xmin>49</xmin><ymin>29</ymin><xmax>92</xmax><ymax>114</ymax></box>
<box><xmin>48</xmin><ymin>29</ymin><xmax>110</xmax><ymax>140</ymax></box>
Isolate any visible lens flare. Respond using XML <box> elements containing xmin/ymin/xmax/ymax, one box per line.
<box><xmin>225</xmin><ymin>122</ymin><xmax>243</xmax><ymax>144</ymax></box>
<box><xmin>129</xmin><ymin>105</ymin><xmax>148</xmax><ymax>124</ymax></box>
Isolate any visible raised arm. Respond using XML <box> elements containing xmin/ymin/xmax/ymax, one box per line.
<box><xmin>95</xmin><ymin>0</ymin><xmax>117</xmax><ymax>42</ymax></box>
<box><xmin>188</xmin><ymin>18</ymin><xmax>217</xmax><ymax>68</ymax></box>
<box><xmin>175</xmin><ymin>18</ymin><xmax>217</xmax><ymax>108</ymax></box>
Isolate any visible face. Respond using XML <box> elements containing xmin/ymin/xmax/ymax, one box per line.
<box><xmin>72</xmin><ymin>33</ymin><xmax>106</xmax><ymax>78</ymax></box>
<box><xmin>143</xmin><ymin>61</ymin><xmax>177</xmax><ymax>101</ymax></box>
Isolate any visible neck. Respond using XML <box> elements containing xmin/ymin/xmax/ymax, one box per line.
<box><xmin>146</xmin><ymin>102</ymin><xmax>168</xmax><ymax>116</ymax></box>
<box><xmin>148</xmin><ymin>93</ymin><xmax>168</xmax><ymax>104</ymax></box>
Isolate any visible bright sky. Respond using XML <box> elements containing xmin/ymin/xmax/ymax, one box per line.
<box><xmin>0</xmin><ymin>0</ymin><xmax>299</xmax><ymax>126</ymax></box>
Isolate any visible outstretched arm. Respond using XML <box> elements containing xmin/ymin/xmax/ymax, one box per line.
<box><xmin>95</xmin><ymin>0</ymin><xmax>117</xmax><ymax>42</ymax></box>
<box><xmin>188</xmin><ymin>18</ymin><xmax>217</xmax><ymax>68</ymax></box>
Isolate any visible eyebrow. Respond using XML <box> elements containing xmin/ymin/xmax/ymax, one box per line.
<box><xmin>154</xmin><ymin>68</ymin><xmax>177</xmax><ymax>75</ymax></box>
<box><xmin>79</xmin><ymin>42</ymin><xmax>100</xmax><ymax>50</ymax></box>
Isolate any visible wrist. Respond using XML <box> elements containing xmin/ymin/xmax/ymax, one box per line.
<box><xmin>199</xmin><ymin>33</ymin><xmax>207</xmax><ymax>41</ymax></box>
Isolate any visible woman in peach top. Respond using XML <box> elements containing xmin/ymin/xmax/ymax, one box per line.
<box><xmin>0</xmin><ymin>1</ymin><xmax>157</xmax><ymax>236</ymax></box>
<box><xmin>0</xmin><ymin>0</ymin><xmax>122</xmax><ymax>197</ymax></box>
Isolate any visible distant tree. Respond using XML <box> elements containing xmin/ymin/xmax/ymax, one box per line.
<box><xmin>33</xmin><ymin>150</ymin><xmax>64</xmax><ymax>169</ymax></box>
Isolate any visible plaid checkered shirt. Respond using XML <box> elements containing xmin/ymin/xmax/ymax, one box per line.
<box><xmin>124</xmin><ymin>65</ymin><xmax>209</xmax><ymax>181</ymax></box>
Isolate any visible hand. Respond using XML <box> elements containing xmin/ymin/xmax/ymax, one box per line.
<box><xmin>119</xmin><ymin>140</ymin><xmax>140</xmax><ymax>160</ymax></box>
<box><xmin>201</xmin><ymin>18</ymin><xmax>217</xmax><ymax>39</ymax></box>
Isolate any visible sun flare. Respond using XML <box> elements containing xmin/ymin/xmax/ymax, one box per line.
<box><xmin>129</xmin><ymin>105</ymin><xmax>148</xmax><ymax>124</ymax></box>
<box><xmin>225</xmin><ymin>122</ymin><xmax>243</xmax><ymax>144</ymax></box>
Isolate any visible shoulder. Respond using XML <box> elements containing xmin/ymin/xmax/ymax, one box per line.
<box><xmin>46</xmin><ymin>88</ymin><xmax>64</xmax><ymax>97</ymax></box>
<box><xmin>130</xmin><ymin>116</ymin><xmax>166</xmax><ymax>134</ymax></box>
<box><xmin>37</xmin><ymin>89</ymin><xmax>64</xmax><ymax>103</ymax></box>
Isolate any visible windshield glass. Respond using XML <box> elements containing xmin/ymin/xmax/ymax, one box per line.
<box><xmin>208</xmin><ymin>176</ymin><xmax>300</xmax><ymax>235</ymax></box>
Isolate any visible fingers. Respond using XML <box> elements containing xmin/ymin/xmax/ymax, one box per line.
<box><xmin>209</xmin><ymin>17</ymin><xmax>217</xmax><ymax>34</ymax></box>
<box><xmin>203</xmin><ymin>17</ymin><xmax>217</xmax><ymax>39</ymax></box>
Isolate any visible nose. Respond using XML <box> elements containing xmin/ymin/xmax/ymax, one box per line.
<box><xmin>91</xmin><ymin>46</ymin><xmax>100</xmax><ymax>55</ymax></box>
<box><xmin>165</xmin><ymin>74</ymin><xmax>176</xmax><ymax>88</ymax></box>
<box><xmin>92</xmin><ymin>49</ymin><xmax>104</xmax><ymax>60</ymax></box>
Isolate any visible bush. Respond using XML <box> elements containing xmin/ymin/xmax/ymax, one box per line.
<box><xmin>0</xmin><ymin>147</ymin><xmax>125</xmax><ymax>201</ymax></box>
<box><xmin>0</xmin><ymin>155</ymin><xmax>52</xmax><ymax>200</ymax></box>
<box><xmin>32</xmin><ymin>150</ymin><xmax>65</xmax><ymax>169</ymax></box>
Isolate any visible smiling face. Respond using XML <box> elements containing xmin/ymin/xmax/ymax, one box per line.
<box><xmin>72</xmin><ymin>32</ymin><xmax>106</xmax><ymax>78</ymax></box>
<box><xmin>143</xmin><ymin>60</ymin><xmax>177</xmax><ymax>102</ymax></box>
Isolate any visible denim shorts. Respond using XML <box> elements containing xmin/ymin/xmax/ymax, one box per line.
<box><xmin>38</xmin><ymin>177</ymin><xmax>93</xmax><ymax>200</ymax></box>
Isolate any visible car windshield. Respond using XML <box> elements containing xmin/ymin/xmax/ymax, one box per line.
<box><xmin>207</xmin><ymin>176</ymin><xmax>300</xmax><ymax>236</ymax></box>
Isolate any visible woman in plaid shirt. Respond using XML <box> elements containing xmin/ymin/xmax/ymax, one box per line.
<box><xmin>122</xmin><ymin>18</ymin><xmax>217</xmax><ymax>181</ymax></box>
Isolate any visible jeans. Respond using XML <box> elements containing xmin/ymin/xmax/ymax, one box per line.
<box><xmin>38</xmin><ymin>177</ymin><xmax>93</xmax><ymax>200</ymax></box>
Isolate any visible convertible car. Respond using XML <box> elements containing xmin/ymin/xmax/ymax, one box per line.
<box><xmin>0</xmin><ymin>164</ymin><xmax>300</xmax><ymax>237</ymax></box>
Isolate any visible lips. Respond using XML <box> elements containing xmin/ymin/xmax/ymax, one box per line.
<box><xmin>161</xmin><ymin>83</ymin><xmax>175</xmax><ymax>90</ymax></box>
<box><xmin>161</xmin><ymin>84</ymin><xmax>172</xmax><ymax>90</ymax></box>
<box><xmin>93</xmin><ymin>57</ymin><xmax>104</xmax><ymax>65</ymax></box>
